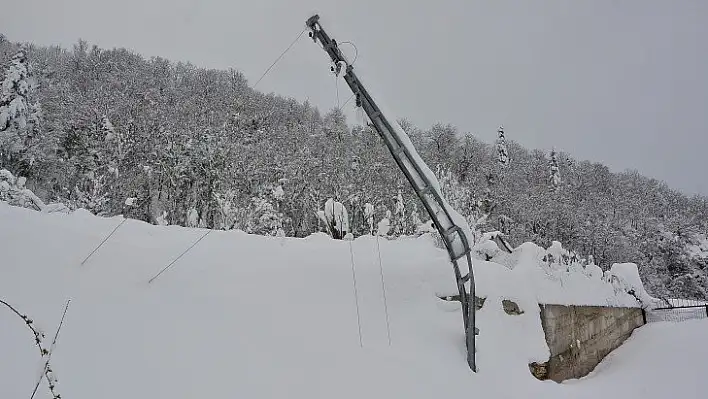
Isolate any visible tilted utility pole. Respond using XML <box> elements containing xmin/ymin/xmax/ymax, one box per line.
<box><xmin>306</xmin><ymin>14</ymin><xmax>478</xmax><ymax>371</ymax></box>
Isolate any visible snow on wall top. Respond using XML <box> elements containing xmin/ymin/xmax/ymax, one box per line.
<box><xmin>472</xmin><ymin>236</ymin><xmax>650</xmax><ymax>308</ymax></box>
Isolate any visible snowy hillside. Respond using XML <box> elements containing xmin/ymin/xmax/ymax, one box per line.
<box><xmin>0</xmin><ymin>202</ymin><xmax>706</xmax><ymax>399</ymax></box>
<box><xmin>1</xmin><ymin>37</ymin><xmax>707</xmax><ymax>302</ymax></box>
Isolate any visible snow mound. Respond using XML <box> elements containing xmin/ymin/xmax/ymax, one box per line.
<box><xmin>604</xmin><ymin>263</ymin><xmax>664</xmax><ymax>309</ymax></box>
<box><xmin>0</xmin><ymin>169</ymin><xmax>68</xmax><ymax>213</ymax></box>
<box><xmin>472</xmin><ymin>231</ymin><xmax>513</xmax><ymax>260</ymax></box>
<box><xmin>473</xmin><ymin>238</ymin><xmax>502</xmax><ymax>260</ymax></box>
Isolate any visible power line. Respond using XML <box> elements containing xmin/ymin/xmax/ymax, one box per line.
<box><xmin>81</xmin><ymin>218</ymin><xmax>128</xmax><ymax>266</ymax></box>
<box><xmin>376</xmin><ymin>235</ymin><xmax>392</xmax><ymax>346</ymax></box>
<box><xmin>348</xmin><ymin>240</ymin><xmax>363</xmax><ymax>347</ymax></box>
<box><xmin>253</xmin><ymin>27</ymin><xmax>307</xmax><ymax>89</ymax></box>
<box><xmin>148</xmin><ymin>230</ymin><xmax>211</xmax><ymax>284</ymax></box>
<box><xmin>335</xmin><ymin>75</ymin><xmax>340</xmax><ymax>109</ymax></box>
<box><xmin>341</xmin><ymin>93</ymin><xmax>356</xmax><ymax>109</ymax></box>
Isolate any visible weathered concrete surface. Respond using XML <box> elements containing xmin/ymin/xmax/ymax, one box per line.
<box><xmin>536</xmin><ymin>304</ymin><xmax>645</xmax><ymax>382</ymax></box>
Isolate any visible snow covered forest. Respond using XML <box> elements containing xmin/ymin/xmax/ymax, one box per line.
<box><xmin>1</xmin><ymin>35</ymin><xmax>707</xmax><ymax>300</ymax></box>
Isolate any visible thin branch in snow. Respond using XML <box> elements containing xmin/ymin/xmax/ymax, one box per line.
<box><xmin>0</xmin><ymin>298</ymin><xmax>69</xmax><ymax>399</ymax></box>
<box><xmin>30</xmin><ymin>299</ymin><xmax>70</xmax><ymax>399</ymax></box>
<box><xmin>0</xmin><ymin>298</ymin><xmax>45</xmax><ymax>349</ymax></box>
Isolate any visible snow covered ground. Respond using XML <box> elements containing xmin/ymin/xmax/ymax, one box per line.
<box><xmin>1</xmin><ymin>202</ymin><xmax>706</xmax><ymax>398</ymax></box>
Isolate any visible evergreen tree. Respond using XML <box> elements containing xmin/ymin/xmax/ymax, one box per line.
<box><xmin>364</xmin><ymin>202</ymin><xmax>375</xmax><ymax>235</ymax></box>
<box><xmin>0</xmin><ymin>49</ymin><xmax>29</xmax><ymax>131</ymax></box>
<box><xmin>409</xmin><ymin>203</ymin><xmax>423</xmax><ymax>234</ymax></box>
<box><xmin>495</xmin><ymin>125</ymin><xmax>509</xmax><ymax>166</ymax></box>
<box><xmin>248</xmin><ymin>184</ymin><xmax>285</xmax><ymax>236</ymax></box>
<box><xmin>549</xmin><ymin>147</ymin><xmax>561</xmax><ymax>191</ymax></box>
<box><xmin>0</xmin><ymin>48</ymin><xmax>40</xmax><ymax>172</ymax></box>
<box><xmin>393</xmin><ymin>190</ymin><xmax>405</xmax><ymax>235</ymax></box>
<box><xmin>377</xmin><ymin>209</ymin><xmax>392</xmax><ymax>236</ymax></box>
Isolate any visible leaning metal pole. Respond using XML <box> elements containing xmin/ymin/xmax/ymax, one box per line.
<box><xmin>306</xmin><ymin>15</ymin><xmax>477</xmax><ymax>371</ymax></box>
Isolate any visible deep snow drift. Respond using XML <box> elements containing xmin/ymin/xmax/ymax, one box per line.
<box><xmin>0</xmin><ymin>202</ymin><xmax>705</xmax><ymax>398</ymax></box>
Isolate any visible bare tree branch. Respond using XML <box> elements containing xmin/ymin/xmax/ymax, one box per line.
<box><xmin>0</xmin><ymin>298</ymin><xmax>69</xmax><ymax>399</ymax></box>
<box><xmin>30</xmin><ymin>299</ymin><xmax>70</xmax><ymax>399</ymax></box>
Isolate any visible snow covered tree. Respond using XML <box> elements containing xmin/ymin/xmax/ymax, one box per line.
<box><xmin>72</xmin><ymin>171</ymin><xmax>110</xmax><ymax>214</ymax></box>
<box><xmin>248</xmin><ymin>196</ymin><xmax>282</xmax><ymax>236</ymax></box>
<box><xmin>0</xmin><ymin>49</ymin><xmax>29</xmax><ymax>132</ymax></box>
<box><xmin>0</xmin><ymin>48</ymin><xmax>40</xmax><ymax>172</ymax></box>
<box><xmin>377</xmin><ymin>209</ymin><xmax>392</xmax><ymax>236</ymax></box>
<box><xmin>155</xmin><ymin>210</ymin><xmax>169</xmax><ymax>226</ymax></box>
<box><xmin>425</xmin><ymin>123</ymin><xmax>459</xmax><ymax>168</ymax></box>
<box><xmin>549</xmin><ymin>147</ymin><xmax>561</xmax><ymax>191</ymax></box>
<box><xmin>317</xmin><ymin>198</ymin><xmax>349</xmax><ymax>239</ymax></box>
<box><xmin>185</xmin><ymin>207</ymin><xmax>199</xmax><ymax>227</ymax></box>
<box><xmin>437</xmin><ymin>165</ymin><xmax>470</xmax><ymax>211</ymax></box>
<box><xmin>0</xmin><ymin>169</ymin><xmax>46</xmax><ymax>211</ymax></box>
<box><xmin>212</xmin><ymin>189</ymin><xmax>243</xmax><ymax>230</ymax></box>
<box><xmin>364</xmin><ymin>202</ymin><xmax>375</xmax><ymax>235</ymax></box>
<box><xmin>392</xmin><ymin>190</ymin><xmax>405</xmax><ymax>235</ymax></box>
<box><xmin>409</xmin><ymin>202</ymin><xmax>423</xmax><ymax>235</ymax></box>
<box><xmin>102</xmin><ymin>114</ymin><xmax>125</xmax><ymax>166</ymax></box>
<box><xmin>495</xmin><ymin>125</ymin><xmax>509</xmax><ymax>166</ymax></box>
<box><xmin>248</xmin><ymin>184</ymin><xmax>285</xmax><ymax>236</ymax></box>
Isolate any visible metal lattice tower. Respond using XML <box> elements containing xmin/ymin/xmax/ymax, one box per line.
<box><xmin>306</xmin><ymin>15</ymin><xmax>478</xmax><ymax>371</ymax></box>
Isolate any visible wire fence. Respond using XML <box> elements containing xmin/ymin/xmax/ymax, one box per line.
<box><xmin>645</xmin><ymin>297</ymin><xmax>708</xmax><ymax>323</ymax></box>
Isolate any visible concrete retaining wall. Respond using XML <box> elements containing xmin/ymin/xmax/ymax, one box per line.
<box><xmin>535</xmin><ymin>304</ymin><xmax>645</xmax><ymax>382</ymax></box>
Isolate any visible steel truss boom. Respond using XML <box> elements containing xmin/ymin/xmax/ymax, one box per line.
<box><xmin>306</xmin><ymin>14</ymin><xmax>477</xmax><ymax>371</ymax></box>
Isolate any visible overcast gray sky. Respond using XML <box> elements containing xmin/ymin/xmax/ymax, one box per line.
<box><xmin>2</xmin><ymin>0</ymin><xmax>707</xmax><ymax>195</ymax></box>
